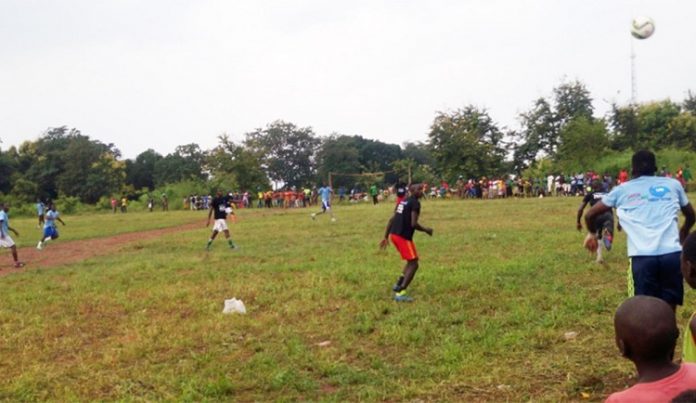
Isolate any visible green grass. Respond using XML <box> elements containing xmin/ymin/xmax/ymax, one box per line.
<box><xmin>4</xmin><ymin>210</ymin><xmax>202</xmax><ymax>244</ymax></box>
<box><xmin>1</xmin><ymin>197</ymin><xmax>694</xmax><ymax>401</ymax></box>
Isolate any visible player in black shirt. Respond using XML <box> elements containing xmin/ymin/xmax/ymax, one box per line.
<box><xmin>206</xmin><ymin>190</ymin><xmax>237</xmax><ymax>251</ymax></box>
<box><xmin>380</xmin><ymin>184</ymin><xmax>433</xmax><ymax>302</ymax></box>
<box><xmin>577</xmin><ymin>181</ymin><xmax>616</xmax><ymax>263</ymax></box>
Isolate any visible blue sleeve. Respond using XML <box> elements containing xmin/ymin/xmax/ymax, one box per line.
<box><xmin>602</xmin><ymin>186</ymin><xmax>621</xmax><ymax>208</ymax></box>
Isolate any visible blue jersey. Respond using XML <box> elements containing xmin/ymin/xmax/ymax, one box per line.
<box><xmin>319</xmin><ymin>187</ymin><xmax>332</xmax><ymax>202</ymax></box>
<box><xmin>0</xmin><ymin>210</ymin><xmax>8</xmax><ymax>235</ymax></box>
<box><xmin>602</xmin><ymin>176</ymin><xmax>689</xmax><ymax>256</ymax></box>
<box><xmin>45</xmin><ymin>210</ymin><xmax>59</xmax><ymax>229</ymax></box>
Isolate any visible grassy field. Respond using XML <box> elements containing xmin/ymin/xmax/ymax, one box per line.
<box><xmin>1</xmin><ymin>197</ymin><xmax>695</xmax><ymax>401</ymax></box>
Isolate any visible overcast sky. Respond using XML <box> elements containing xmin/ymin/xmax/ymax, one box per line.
<box><xmin>1</xmin><ymin>0</ymin><xmax>694</xmax><ymax>158</ymax></box>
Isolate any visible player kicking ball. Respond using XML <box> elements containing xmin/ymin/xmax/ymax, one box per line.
<box><xmin>576</xmin><ymin>182</ymin><xmax>616</xmax><ymax>263</ymax></box>
<box><xmin>311</xmin><ymin>184</ymin><xmax>336</xmax><ymax>222</ymax></box>
<box><xmin>206</xmin><ymin>190</ymin><xmax>237</xmax><ymax>251</ymax></box>
<box><xmin>37</xmin><ymin>203</ymin><xmax>66</xmax><ymax>250</ymax></box>
<box><xmin>380</xmin><ymin>184</ymin><xmax>433</xmax><ymax>302</ymax></box>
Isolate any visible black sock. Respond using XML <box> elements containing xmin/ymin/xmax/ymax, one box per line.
<box><xmin>395</xmin><ymin>276</ymin><xmax>404</xmax><ymax>289</ymax></box>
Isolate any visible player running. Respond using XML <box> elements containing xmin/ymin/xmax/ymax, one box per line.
<box><xmin>206</xmin><ymin>190</ymin><xmax>237</xmax><ymax>251</ymax></box>
<box><xmin>380</xmin><ymin>184</ymin><xmax>433</xmax><ymax>302</ymax></box>
<box><xmin>36</xmin><ymin>203</ymin><xmax>66</xmax><ymax>250</ymax></box>
<box><xmin>576</xmin><ymin>181</ymin><xmax>616</xmax><ymax>263</ymax></box>
<box><xmin>0</xmin><ymin>203</ymin><xmax>25</xmax><ymax>268</ymax></box>
<box><xmin>311</xmin><ymin>184</ymin><xmax>335</xmax><ymax>222</ymax></box>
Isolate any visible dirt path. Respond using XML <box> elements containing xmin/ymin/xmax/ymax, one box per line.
<box><xmin>0</xmin><ymin>221</ymin><xmax>203</xmax><ymax>277</ymax></box>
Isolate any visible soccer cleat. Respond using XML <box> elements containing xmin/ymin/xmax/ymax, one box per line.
<box><xmin>14</xmin><ymin>261</ymin><xmax>25</xmax><ymax>268</ymax></box>
<box><xmin>36</xmin><ymin>241</ymin><xmax>43</xmax><ymax>250</ymax></box>
<box><xmin>229</xmin><ymin>244</ymin><xmax>237</xmax><ymax>250</ymax></box>
<box><xmin>603</xmin><ymin>229</ymin><xmax>613</xmax><ymax>251</ymax></box>
<box><xmin>394</xmin><ymin>293</ymin><xmax>414</xmax><ymax>302</ymax></box>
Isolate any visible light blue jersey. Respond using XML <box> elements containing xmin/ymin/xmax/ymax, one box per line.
<box><xmin>602</xmin><ymin>176</ymin><xmax>689</xmax><ymax>256</ymax></box>
<box><xmin>319</xmin><ymin>187</ymin><xmax>332</xmax><ymax>203</ymax></box>
<box><xmin>45</xmin><ymin>210</ymin><xmax>59</xmax><ymax>229</ymax></box>
<box><xmin>0</xmin><ymin>210</ymin><xmax>8</xmax><ymax>235</ymax></box>
<box><xmin>36</xmin><ymin>202</ymin><xmax>44</xmax><ymax>215</ymax></box>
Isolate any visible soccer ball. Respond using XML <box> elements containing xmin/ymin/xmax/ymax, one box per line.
<box><xmin>631</xmin><ymin>16</ymin><xmax>655</xmax><ymax>40</ymax></box>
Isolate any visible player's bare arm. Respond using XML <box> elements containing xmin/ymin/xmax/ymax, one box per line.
<box><xmin>680</xmin><ymin>203</ymin><xmax>696</xmax><ymax>243</ymax></box>
<box><xmin>411</xmin><ymin>211</ymin><xmax>433</xmax><ymax>236</ymax></box>
<box><xmin>206</xmin><ymin>206</ymin><xmax>214</xmax><ymax>226</ymax></box>
<box><xmin>56</xmin><ymin>217</ymin><xmax>66</xmax><ymax>226</ymax></box>
<box><xmin>576</xmin><ymin>200</ymin><xmax>590</xmax><ymax>231</ymax></box>
<box><xmin>380</xmin><ymin>216</ymin><xmax>394</xmax><ymax>249</ymax></box>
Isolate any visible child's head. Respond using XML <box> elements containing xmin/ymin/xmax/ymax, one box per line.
<box><xmin>682</xmin><ymin>232</ymin><xmax>696</xmax><ymax>290</ymax></box>
<box><xmin>614</xmin><ymin>296</ymin><xmax>678</xmax><ymax>364</ymax></box>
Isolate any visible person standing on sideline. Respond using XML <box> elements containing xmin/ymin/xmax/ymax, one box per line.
<box><xmin>36</xmin><ymin>202</ymin><xmax>66</xmax><ymax>250</ymax></box>
<box><xmin>0</xmin><ymin>203</ymin><xmax>25</xmax><ymax>268</ymax></box>
<box><xmin>120</xmin><ymin>196</ymin><xmax>128</xmax><ymax>213</ymax></box>
<box><xmin>36</xmin><ymin>199</ymin><xmax>45</xmax><ymax>228</ymax></box>
<box><xmin>370</xmin><ymin>184</ymin><xmax>379</xmax><ymax>205</ymax></box>
<box><xmin>311</xmin><ymin>184</ymin><xmax>335</xmax><ymax>222</ymax></box>
<box><xmin>380</xmin><ymin>184</ymin><xmax>433</xmax><ymax>302</ymax></box>
<box><xmin>110</xmin><ymin>197</ymin><xmax>117</xmax><ymax>213</ymax></box>
<box><xmin>206</xmin><ymin>190</ymin><xmax>237</xmax><ymax>251</ymax></box>
<box><xmin>585</xmin><ymin>150</ymin><xmax>695</xmax><ymax>310</ymax></box>
<box><xmin>161</xmin><ymin>194</ymin><xmax>169</xmax><ymax>211</ymax></box>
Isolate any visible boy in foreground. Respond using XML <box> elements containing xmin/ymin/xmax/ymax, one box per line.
<box><xmin>606</xmin><ymin>295</ymin><xmax>696</xmax><ymax>402</ymax></box>
<box><xmin>0</xmin><ymin>203</ymin><xmax>25</xmax><ymax>268</ymax></box>
<box><xmin>206</xmin><ymin>190</ymin><xmax>236</xmax><ymax>251</ymax></box>
<box><xmin>380</xmin><ymin>184</ymin><xmax>433</xmax><ymax>302</ymax></box>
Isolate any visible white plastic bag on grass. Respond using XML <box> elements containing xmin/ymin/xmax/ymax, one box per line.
<box><xmin>223</xmin><ymin>298</ymin><xmax>246</xmax><ymax>314</ymax></box>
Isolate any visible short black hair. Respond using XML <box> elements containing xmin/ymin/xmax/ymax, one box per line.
<box><xmin>632</xmin><ymin>150</ymin><xmax>657</xmax><ymax>177</ymax></box>
<box><xmin>684</xmin><ymin>232</ymin><xmax>696</xmax><ymax>264</ymax></box>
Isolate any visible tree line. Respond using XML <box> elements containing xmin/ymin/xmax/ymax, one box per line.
<box><xmin>1</xmin><ymin>80</ymin><xmax>694</xmax><ymax>206</ymax></box>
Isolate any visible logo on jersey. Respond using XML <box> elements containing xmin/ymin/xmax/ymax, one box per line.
<box><xmin>649</xmin><ymin>185</ymin><xmax>670</xmax><ymax>198</ymax></box>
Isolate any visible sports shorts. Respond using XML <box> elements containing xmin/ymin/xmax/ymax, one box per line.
<box><xmin>594</xmin><ymin>211</ymin><xmax>614</xmax><ymax>239</ymax></box>
<box><xmin>213</xmin><ymin>218</ymin><xmax>228</xmax><ymax>233</ymax></box>
<box><xmin>629</xmin><ymin>252</ymin><xmax>683</xmax><ymax>306</ymax></box>
<box><xmin>43</xmin><ymin>226</ymin><xmax>58</xmax><ymax>239</ymax></box>
<box><xmin>0</xmin><ymin>234</ymin><xmax>15</xmax><ymax>248</ymax></box>
<box><xmin>322</xmin><ymin>200</ymin><xmax>331</xmax><ymax>211</ymax></box>
<box><xmin>390</xmin><ymin>233</ymin><xmax>418</xmax><ymax>261</ymax></box>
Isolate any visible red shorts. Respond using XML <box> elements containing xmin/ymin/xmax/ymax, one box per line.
<box><xmin>390</xmin><ymin>234</ymin><xmax>418</xmax><ymax>261</ymax></box>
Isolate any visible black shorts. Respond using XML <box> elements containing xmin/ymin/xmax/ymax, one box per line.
<box><xmin>630</xmin><ymin>252</ymin><xmax>683</xmax><ymax>306</ymax></box>
<box><xmin>593</xmin><ymin>211</ymin><xmax>614</xmax><ymax>239</ymax></box>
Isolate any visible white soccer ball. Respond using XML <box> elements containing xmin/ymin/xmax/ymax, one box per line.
<box><xmin>631</xmin><ymin>16</ymin><xmax>655</xmax><ymax>40</ymax></box>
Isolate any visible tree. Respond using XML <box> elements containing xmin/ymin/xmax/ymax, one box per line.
<box><xmin>427</xmin><ymin>106</ymin><xmax>506</xmax><ymax>180</ymax></box>
<box><xmin>126</xmin><ymin>149</ymin><xmax>162</xmax><ymax>190</ymax></box>
<box><xmin>609</xmin><ymin>104</ymin><xmax>639</xmax><ymax>151</ymax></box>
<box><xmin>515</xmin><ymin>97</ymin><xmax>557</xmax><ymax>169</ymax></box>
<box><xmin>316</xmin><ymin>135</ymin><xmax>363</xmax><ymax>187</ymax></box>
<box><xmin>553</xmin><ymin>80</ymin><xmax>594</xmax><ymax>126</ymax></box>
<box><xmin>669</xmin><ymin>112</ymin><xmax>696</xmax><ymax>150</ymax></box>
<box><xmin>207</xmin><ymin>135</ymin><xmax>269</xmax><ymax>191</ymax></box>
<box><xmin>638</xmin><ymin>100</ymin><xmax>681</xmax><ymax>149</ymax></box>
<box><xmin>244</xmin><ymin>120</ymin><xmax>320</xmax><ymax>188</ymax></box>
<box><xmin>402</xmin><ymin>142</ymin><xmax>433</xmax><ymax>166</ymax></box>
<box><xmin>153</xmin><ymin>144</ymin><xmax>206</xmax><ymax>187</ymax></box>
<box><xmin>555</xmin><ymin>117</ymin><xmax>610</xmax><ymax>172</ymax></box>
<box><xmin>684</xmin><ymin>90</ymin><xmax>696</xmax><ymax>115</ymax></box>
